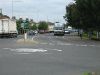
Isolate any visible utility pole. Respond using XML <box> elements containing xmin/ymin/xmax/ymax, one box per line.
<box><xmin>12</xmin><ymin>0</ymin><xmax>14</xmax><ymax>17</ymax></box>
<box><xmin>11</xmin><ymin>0</ymin><xmax>22</xmax><ymax>17</ymax></box>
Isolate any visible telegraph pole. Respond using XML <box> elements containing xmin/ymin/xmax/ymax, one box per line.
<box><xmin>12</xmin><ymin>0</ymin><xmax>14</xmax><ymax>17</ymax></box>
<box><xmin>11</xmin><ymin>0</ymin><xmax>22</xmax><ymax>17</ymax></box>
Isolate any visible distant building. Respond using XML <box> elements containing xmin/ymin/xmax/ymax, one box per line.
<box><xmin>67</xmin><ymin>26</ymin><xmax>72</xmax><ymax>30</ymax></box>
<box><xmin>12</xmin><ymin>16</ymin><xmax>16</xmax><ymax>20</ymax></box>
<box><xmin>36</xmin><ymin>23</ymin><xmax>39</xmax><ymax>27</ymax></box>
<box><xmin>0</xmin><ymin>9</ymin><xmax>10</xmax><ymax>19</ymax></box>
<box><xmin>30</xmin><ymin>19</ymin><xmax>36</xmax><ymax>27</ymax></box>
<box><xmin>47</xmin><ymin>22</ymin><xmax>54</xmax><ymax>32</ymax></box>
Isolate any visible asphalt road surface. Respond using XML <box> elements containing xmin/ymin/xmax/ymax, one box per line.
<box><xmin>0</xmin><ymin>33</ymin><xmax>100</xmax><ymax>75</ymax></box>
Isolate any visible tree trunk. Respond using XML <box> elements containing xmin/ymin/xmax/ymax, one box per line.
<box><xmin>78</xmin><ymin>29</ymin><xmax>80</xmax><ymax>36</ymax></box>
<box><xmin>96</xmin><ymin>31</ymin><xmax>99</xmax><ymax>39</ymax></box>
<box><xmin>88</xmin><ymin>31</ymin><xmax>92</xmax><ymax>40</ymax></box>
<box><xmin>97</xmin><ymin>31</ymin><xmax>100</xmax><ymax>39</ymax></box>
<box><xmin>99</xmin><ymin>32</ymin><xmax>100</xmax><ymax>39</ymax></box>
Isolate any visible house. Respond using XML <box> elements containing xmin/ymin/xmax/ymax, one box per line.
<box><xmin>47</xmin><ymin>22</ymin><xmax>54</xmax><ymax>33</ymax></box>
<box><xmin>0</xmin><ymin>15</ymin><xmax>10</xmax><ymax>19</ymax></box>
<box><xmin>30</xmin><ymin>19</ymin><xmax>36</xmax><ymax>26</ymax></box>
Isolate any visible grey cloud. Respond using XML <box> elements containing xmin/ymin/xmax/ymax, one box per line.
<box><xmin>0</xmin><ymin>0</ymin><xmax>74</xmax><ymax>23</ymax></box>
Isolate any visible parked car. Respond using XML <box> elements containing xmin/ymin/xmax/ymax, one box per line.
<box><xmin>27</xmin><ymin>30</ymin><xmax>35</xmax><ymax>36</ymax></box>
<box><xmin>39</xmin><ymin>30</ymin><xmax>44</xmax><ymax>34</ymax></box>
<box><xmin>65</xmin><ymin>30</ymin><xmax>70</xmax><ymax>34</ymax></box>
<box><xmin>34</xmin><ymin>30</ymin><xmax>38</xmax><ymax>34</ymax></box>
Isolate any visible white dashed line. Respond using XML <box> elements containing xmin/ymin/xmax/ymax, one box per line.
<box><xmin>40</xmin><ymin>43</ymin><xmax>48</xmax><ymax>45</ymax></box>
<box><xmin>3</xmin><ymin>48</ymin><xmax>11</xmax><ymax>50</ymax></box>
<box><xmin>10</xmin><ymin>48</ymin><xmax>47</xmax><ymax>53</ymax></box>
<box><xmin>39</xmin><ymin>42</ymin><xmax>100</xmax><ymax>47</ymax></box>
<box><xmin>16</xmin><ymin>53</ymin><xmax>32</xmax><ymax>55</ymax></box>
<box><xmin>89</xmin><ymin>45</ymin><xmax>95</xmax><ymax>47</ymax></box>
<box><xmin>48</xmin><ymin>43</ymin><xmax>55</xmax><ymax>45</ymax></box>
<box><xmin>52</xmin><ymin>48</ymin><xmax>61</xmax><ymax>50</ymax></box>
<box><xmin>80</xmin><ymin>45</ymin><xmax>88</xmax><ymax>47</ymax></box>
<box><xmin>3</xmin><ymin>48</ymin><xmax>63</xmax><ymax>55</ymax></box>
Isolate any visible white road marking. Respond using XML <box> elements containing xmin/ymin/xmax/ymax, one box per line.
<box><xmin>10</xmin><ymin>48</ymin><xmax>47</xmax><ymax>53</ymax></box>
<box><xmin>62</xmin><ymin>36</ymin><xmax>65</xmax><ymax>38</ymax></box>
<box><xmin>80</xmin><ymin>45</ymin><xmax>88</xmax><ymax>47</ymax></box>
<box><xmin>75</xmin><ymin>44</ymin><xmax>88</xmax><ymax>47</ymax></box>
<box><xmin>3</xmin><ymin>48</ymin><xmax>63</xmax><ymax>55</ymax></box>
<box><xmin>48</xmin><ymin>43</ymin><xmax>55</xmax><ymax>45</ymax></box>
<box><xmin>40</xmin><ymin>43</ymin><xmax>48</xmax><ymax>45</ymax></box>
<box><xmin>16</xmin><ymin>53</ymin><xmax>32</xmax><ymax>54</ymax></box>
<box><xmin>57</xmin><ymin>43</ymin><xmax>73</xmax><ymax>46</ymax></box>
<box><xmin>89</xmin><ymin>45</ymin><xmax>95</xmax><ymax>47</ymax></box>
<box><xmin>3</xmin><ymin>48</ymin><xmax>11</xmax><ymax>50</ymax></box>
<box><xmin>52</xmin><ymin>49</ymin><xmax>62</xmax><ymax>52</ymax></box>
<box><xmin>75</xmin><ymin>44</ymin><xmax>80</xmax><ymax>46</ymax></box>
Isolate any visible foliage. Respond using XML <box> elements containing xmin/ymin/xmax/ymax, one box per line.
<box><xmin>75</xmin><ymin>0</ymin><xmax>100</xmax><ymax>31</ymax></box>
<box><xmin>16</xmin><ymin>18</ymin><xmax>23</xmax><ymax>30</ymax></box>
<box><xmin>31</xmin><ymin>24</ymin><xmax>37</xmax><ymax>30</ymax></box>
<box><xmin>38</xmin><ymin>21</ymin><xmax>48</xmax><ymax>30</ymax></box>
<box><xmin>64</xmin><ymin>0</ymin><xmax>100</xmax><ymax>31</ymax></box>
<box><xmin>24</xmin><ymin>18</ymin><xmax>30</xmax><ymax>29</ymax></box>
<box><xmin>64</xmin><ymin>3</ymin><xmax>81</xmax><ymax>29</ymax></box>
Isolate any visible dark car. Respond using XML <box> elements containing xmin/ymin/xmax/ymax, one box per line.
<box><xmin>27</xmin><ymin>30</ymin><xmax>35</xmax><ymax>36</ymax></box>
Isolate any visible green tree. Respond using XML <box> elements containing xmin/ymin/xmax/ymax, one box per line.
<box><xmin>38</xmin><ymin>21</ymin><xmax>48</xmax><ymax>30</ymax></box>
<box><xmin>75</xmin><ymin>0</ymin><xmax>100</xmax><ymax>39</ymax></box>
<box><xmin>24</xmin><ymin>18</ymin><xmax>30</xmax><ymax>29</ymax></box>
<box><xmin>16</xmin><ymin>18</ymin><xmax>24</xmax><ymax>34</ymax></box>
<box><xmin>31</xmin><ymin>24</ymin><xmax>37</xmax><ymax>30</ymax></box>
<box><xmin>64</xmin><ymin>0</ymin><xmax>100</xmax><ymax>39</ymax></box>
<box><xmin>64</xmin><ymin>3</ymin><xmax>81</xmax><ymax>29</ymax></box>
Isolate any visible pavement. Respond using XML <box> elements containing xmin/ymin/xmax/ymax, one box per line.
<box><xmin>0</xmin><ymin>33</ymin><xmax>100</xmax><ymax>75</ymax></box>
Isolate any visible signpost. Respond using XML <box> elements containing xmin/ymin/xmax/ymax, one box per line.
<box><xmin>21</xmin><ymin>20</ymin><xmax>28</xmax><ymax>42</ymax></box>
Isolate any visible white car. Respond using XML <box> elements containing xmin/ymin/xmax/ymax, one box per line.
<box><xmin>34</xmin><ymin>30</ymin><xmax>38</xmax><ymax>34</ymax></box>
<box><xmin>65</xmin><ymin>30</ymin><xmax>70</xmax><ymax>34</ymax></box>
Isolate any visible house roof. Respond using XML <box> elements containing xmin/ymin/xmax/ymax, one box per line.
<box><xmin>0</xmin><ymin>15</ymin><xmax>10</xmax><ymax>19</ymax></box>
<box><xmin>47</xmin><ymin>22</ymin><xmax>54</xmax><ymax>25</ymax></box>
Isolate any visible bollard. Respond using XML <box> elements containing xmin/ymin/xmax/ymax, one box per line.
<box><xmin>24</xmin><ymin>33</ymin><xmax>27</xmax><ymax>42</ymax></box>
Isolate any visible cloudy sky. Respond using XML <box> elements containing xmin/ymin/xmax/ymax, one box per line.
<box><xmin>0</xmin><ymin>0</ymin><xmax>74</xmax><ymax>23</ymax></box>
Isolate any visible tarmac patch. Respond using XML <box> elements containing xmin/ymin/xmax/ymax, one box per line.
<box><xmin>16</xmin><ymin>39</ymin><xmax>38</xmax><ymax>44</ymax></box>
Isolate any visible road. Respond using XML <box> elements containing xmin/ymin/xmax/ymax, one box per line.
<box><xmin>0</xmin><ymin>33</ymin><xmax>100</xmax><ymax>75</ymax></box>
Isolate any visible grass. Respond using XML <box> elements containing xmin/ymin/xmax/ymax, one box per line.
<box><xmin>82</xmin><ymin>33</ymin><xmax>89</xmax><ymax>40</ymax></box>
<box><xmin>83</xmin><ymin>72</ymin><xmax>91</xmax><ymax>75</ymax></box>
<box><xmin>82</xmin><ymin>32</ymin><xmax>100</xmax><ymax>41</ymax></box>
